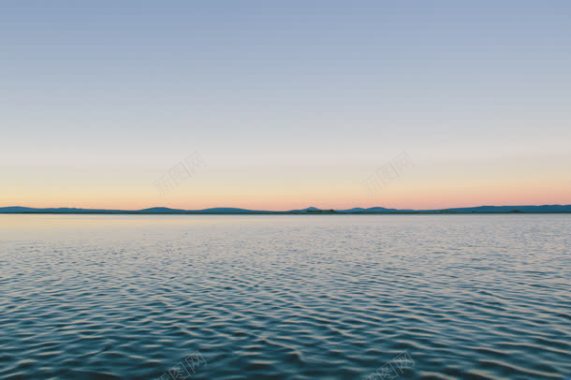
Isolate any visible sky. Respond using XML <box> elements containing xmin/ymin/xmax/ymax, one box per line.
<box><xmin>1</xmin><ymin>0</ymin><xmax>570</xmax><ymax>210</ymax></box>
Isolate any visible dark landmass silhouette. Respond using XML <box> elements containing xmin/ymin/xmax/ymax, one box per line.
<box><xmin>1</xmin><ymin>205</ymin><xmax>571</xmax><ymax>214</ymax></box>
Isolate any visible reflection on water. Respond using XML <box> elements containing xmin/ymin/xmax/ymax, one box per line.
<box><xmin>1</xmin><ymin>215</ymin><xmax>570</xmax><ymax>379</ymax></box>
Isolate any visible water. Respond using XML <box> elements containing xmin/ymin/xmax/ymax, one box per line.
<box><xmin>1</xmin><ymin>215</ymin><xmax>570</xmax><ymax>379</ymax></box>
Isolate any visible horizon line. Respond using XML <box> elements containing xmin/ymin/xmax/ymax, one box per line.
<box><xmin>2</xmin><ymin>203</ymin><xmax>571</xmax><ymax>215</ymax></box>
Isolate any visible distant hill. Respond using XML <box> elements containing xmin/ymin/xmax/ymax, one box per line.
<box><xmin>290</xmin><ymin>206</ymin><xmax>337</xmax><ymax>214</ymax></box>
<box><xmin>139</xmin><ymin>207</ymin><xmax>188</xmax><ymax>214</ymax></box>
<box><xmin>197</xmin><ymin>207</ymin><xmax>266</xmax><ymax>214</ymax></box>
<box><xmin>1</xmin><ymin>204</ymin><xmax>570</xmax><ymax>215</ymax></box>
<box><xmin>339</xmin><ymin>207</ymin><xmax>401</xmax><ymax>214</ymax></box>
<box><xmin>0</xmin><ymin>207</ymin><xmax>126</xmax><ymax>214</ymax></box>
<box><xmin>435</xmin><ymin>205</ymin><xmax>571</xmax><ymax>214</ymax></box>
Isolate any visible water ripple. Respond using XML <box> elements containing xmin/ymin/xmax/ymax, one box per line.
<box><xmin>0</xmin><ymin>214</ymin><xmax>570</xmax><ymax>379</ymax></box>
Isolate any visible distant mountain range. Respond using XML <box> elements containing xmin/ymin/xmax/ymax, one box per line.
<box><xmin>1</xmin><ymin>205</ymin><xmax>571</xmax><ymax>214</ymax></box>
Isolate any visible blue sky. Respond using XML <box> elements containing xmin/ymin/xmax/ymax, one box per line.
<box><xmin>1</xmin><ymin>1</ymin><xmax>570</xmax><ymax>209</ymax></box>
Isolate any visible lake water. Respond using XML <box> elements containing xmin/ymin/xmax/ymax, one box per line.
<box><xmin>1</xmin><ymin>215</ymin><xmax>570</xmax><ymax>379</ymax></box>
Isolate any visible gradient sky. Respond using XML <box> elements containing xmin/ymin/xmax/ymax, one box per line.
<box><xmin>1</xmin><ymin>0</ymin><xmax>570</xmax><ymax>210</ymax></box>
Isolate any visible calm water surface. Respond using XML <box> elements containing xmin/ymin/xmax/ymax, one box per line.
<box><xmin>1</xmin><ymin>215</ymin><xmax>570</xmax><ymax>379</ymax></box>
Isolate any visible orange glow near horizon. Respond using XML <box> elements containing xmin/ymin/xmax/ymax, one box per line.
<box><xmin>4</xmin><ymin>176</ymin><xmax>570</xmax><ymax>211</ymax></box>
<box><xmin>3</xmin><ymin>153</ymin><xmax>571</xmax><ymax>211</ymax></box>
